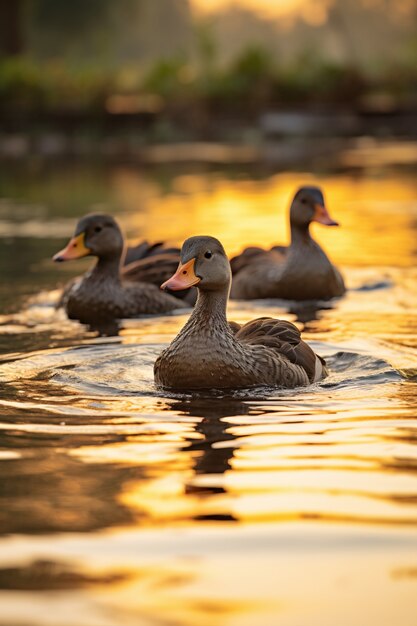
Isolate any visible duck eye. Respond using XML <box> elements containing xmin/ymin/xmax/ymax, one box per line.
<box><xmin>94</xmin><ymin>226</ymin><xmax>102</xmax><ymax>233</ymax></box>
<box><xmin>204</xmin><ymin>250</ymin><xmax>212</xmax><ymax>259</ymax></box>
<box><xmin>300</xmin><ymin>198</ymin><xmax>307</xmax><ymax>204</ymax></box>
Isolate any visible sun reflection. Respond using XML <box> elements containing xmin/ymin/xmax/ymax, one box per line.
<box><xmin>1</xmin><ymin>159</ymin><xmax>417</xmax><ymax>626</ymax></box>
<box><xmin>112</xmin><ymin>170</ymin><xmax>417</xmax><ymax>267</ymax></box>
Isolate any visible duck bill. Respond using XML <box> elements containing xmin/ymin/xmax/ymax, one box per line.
<box><xmin>53</xmin><ymin>232</ymin><xmax>90</xmax><ymax>262</ymax></box>
<box><xmin>313</xmin><ymin>203</ymin><xmax>339</xmax><ymax>226</ymax></box>
<box><xmin>161</xmin><ymin>258</ymin><xmax>201</xmax><ymax>291</ymax></box>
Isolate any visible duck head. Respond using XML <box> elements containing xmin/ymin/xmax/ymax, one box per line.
<box><xmin>161</xmin><ymin>236</ymin><xmax>231</xmax><ymax>293</ymax></box>
<box><xmin>53</xmin><ymin>214</ymin><xmax>124</xmax><ymax>263</ymax></box>
<box><xmin>290</xmin><ymin>186</ymin><xmax>339</xmax><ymax>229</ymax></box>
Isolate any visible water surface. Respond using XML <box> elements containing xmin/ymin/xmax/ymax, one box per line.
<box><xmin>0</xmin><ymin>155</ymin><xmax>416</xmax><ymax>625</ymax></box>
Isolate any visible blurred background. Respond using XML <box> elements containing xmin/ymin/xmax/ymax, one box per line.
<box><xmin>0</xmin><ymin>0</ymin><xmax>416</xmax><ymax>148</ymax></box>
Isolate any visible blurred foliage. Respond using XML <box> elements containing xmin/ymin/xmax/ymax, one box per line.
<box><xmin>142</xmin><ymin>57</ymin><xmax>194</xmax><ymax>99</ymax></box>
<box><xmin>271</xmin><ymin>54</ymin><xmax>367</xmax><ymax>104</ymax></box>
<box><xmin>0</xmin><ymin>45</ymin><xmax>416</xmax><ymax>125</ymax></box>
<box><xmin>0</xmin><ymin>0</ymin><xmax>416</xmax><ymax>126</ymax></box>
<box><xmin>0</xmin><ymin>58</ymin><xmax>112</xmax><ymax>116</ymax></box>
<box><xmin>201</xmin><ymin>46</ymin><xmax>275</xmax><ymax>106</ymax></box>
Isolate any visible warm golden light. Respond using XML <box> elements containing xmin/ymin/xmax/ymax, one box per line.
<box><xmin>1</xmin><ymin>153</ymin><xmax>416</xmax><ymax>626</ymax></box>
<box><xmin>113</xmin><ymin>170</ymin><xmax>417</xmax><ymax>267</ymax></box>
<box><xmin>192</xmin><ymin>0</ymin><xmax>318</xmax><ymax>20</ymax></box>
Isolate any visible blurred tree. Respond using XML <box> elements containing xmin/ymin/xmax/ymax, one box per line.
<box><xmin>204</xmin><ymin>0</ymin><xmax>417</xmax><ymax>69</ymax></box>
<box><xmin>0</xmin><ymin>0</ymin><xmax>120</xmax><ymax>58</ymax></box>
<box><xmin>195</xmin><ymin>19</ymin><xmax>217</xmax><ymax>73</ymax></box>
<box><xmin>0</xmin><ymin>0</ymin><xmax>24</xmax><ymax>56</ymax></box>
<box><xmin>115</xmin><ymin>0</ymin><xmax>192</xmax><ymax>63</ymax></box>
<box><xmin>30</xmin><ymin>0</ymin><xmax>112</xmax><ymax>31</ymax></box>
<box><xmin>28</xmin><ymin>0</ymin><xmax>120</xmax><ymax>60</ymax></box>
<box><xmin>25</xmin><ymin>0</ymin><xmax>192</xmax><ymax>64</ymax></box>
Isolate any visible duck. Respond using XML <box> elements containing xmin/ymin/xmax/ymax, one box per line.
<box><xmin>154</xmin><ymin>235</ymin><xmax>327</xmax><ymax>390</ymax></box>
<box><xmin>53</xmin><ymin>213</ymin><xmax>189</xmax><ymax>328</ymax></box>
<box><xmin>230</xmin><ymin>186</ymin><xmax>346</xmax><ymax>301</ymax></box>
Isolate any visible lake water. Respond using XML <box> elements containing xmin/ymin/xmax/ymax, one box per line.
<box><xmin>0</xmin><ymin>151</ymin><xmax>416</xmax><ymax>626</ymax></box>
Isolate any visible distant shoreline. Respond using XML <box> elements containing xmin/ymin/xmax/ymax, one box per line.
<box><xmin>1</xmin><ymin>113</ymin><xmax>417</xmax><ymax>169</ymax></box>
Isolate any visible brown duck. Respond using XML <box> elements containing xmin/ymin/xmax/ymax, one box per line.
<box><xmin>53</xmin><ymin>213</ymin><xmax>189</xmax><ymax>327</ymax></box>
<box><xmin>230</xmin><ymin>186</ymin><xmax>345</xmax><ymax>301</ymax></box>
<box><xmin>154</xmin><ymin>236</ymin><xmax>327</xmax><ymax>390</ymax></box>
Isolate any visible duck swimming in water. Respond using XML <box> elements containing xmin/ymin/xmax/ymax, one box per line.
<box><xmin>154</xmin><ymin>235</ymin><xmax>327</xmax><ymax>390</ymax></box>
<box><xmin>230</xmin><ymin>186</ymin><xmax>345</xmax><ymax>301</ymax></box>
<box><xmin>53</xmin><ymin>213</ymin><xmax>188</xmax><ymax>329</ymax></box>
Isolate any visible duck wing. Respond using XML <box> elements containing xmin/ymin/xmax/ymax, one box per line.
<box><xmin>228</xmin><ymin>321</ymin><xmax>242</xmax><ymax>334</ymax></box>
<box><xmin>230</xmin><ymin>246</ymin><xmax>287</xmax><ymax>276</ymax></box>
<box><xmin>122</xmin><ymin>249</ymin><xmax>196</xmax><ymax>305</ymax></box>
<box><xmin>235</xmin><ymin>316</ymin><xmax>324</xmax><ymax>382</ymax></box>
<box><xmin>270</xmin><ymin>245</ymin><xmax>287</xmax><ymax>256</ymax></box>
<box><xmin>122</xmin><ymin>252</ymin><xmax>181</xmax><ymax>286</ymax></box>
<box><xmin>124</xmin><ymin>240</ymin><xmax>180</xmax><ymax>266</ymax></box>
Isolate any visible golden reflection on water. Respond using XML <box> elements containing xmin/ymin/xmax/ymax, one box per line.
<box><xmin>113</xmin><ymin>170</ymin><xmax>417</xmax><ymax>266</ymax></box>
<box><xmin>1</xmin><ymin>163</ymin><xmax>417</xmax><ymax>626</ymax></box>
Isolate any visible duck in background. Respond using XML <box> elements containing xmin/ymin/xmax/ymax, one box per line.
<box><xmin>154</xmin><ymin>235</ymin><xmax>327</xmax><ymax>391</ymax></box>
<box><xmin>230</xmin><ymin>186</ymin><xmax>346</xmax><ymax>301</ymax></box>
<box><xmin>53</xmin><ymin>213</ymin><xmax>191</xmax><ymax>330</ymax></box>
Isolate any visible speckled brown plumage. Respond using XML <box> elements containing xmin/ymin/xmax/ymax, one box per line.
<box><xmin>230</xmin><ymin>186</ymin><xmax>345</xmax><ymax>301</ymax></box>
<box><xmin>62</xmin><ymin>264</ymin><xmax>187</xmax><ymax>325</ymax></box>
<box><xmin>154</xmin><ymin>236</ymin><xmax>327</xmax><ymax>391</ymax></box>
<box><xmin>54</xmin><ymin>213</ymin><xmax>188</xmax><ymax>327</ymax></box>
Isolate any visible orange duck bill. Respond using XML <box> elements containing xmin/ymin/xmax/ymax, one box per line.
<box><xmin>161</xmin><ymin>258</ymin><xmax>201</xmax><ymax>291</ymax></box>
<box><xmin>313</xmin><ymin>203</ymin><xmax>339</xmax><ymax>226</ymax></box>
<box><xmin>53</xmin><ymin>232</ymin><xmax>90</xmax><ymax>262</ymax></box>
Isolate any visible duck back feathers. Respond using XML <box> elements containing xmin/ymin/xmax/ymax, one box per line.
<box><xmin>154</xmin><ymin>236</ymin><xmax>328</xmax><ymax>391</ymax></box>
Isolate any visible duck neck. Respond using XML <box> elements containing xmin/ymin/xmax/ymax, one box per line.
<box><xmin>188</xmin><ymin>286</ymin><xmax>230</xmax><ymax>331</ymax></box>
<box><xmin>90</xmin><ymin>254</ymin><xmax>122</xmax><ymax>284</ymax></box>
<box><xmin>288</xmin><ymin>221</ymin><xmax>330</xmax><ymax>271</ymax></box>
<box><xmin>290</xmin><ymin>222</ymin><xmax>312</xmax><ymax>247</ymax></box>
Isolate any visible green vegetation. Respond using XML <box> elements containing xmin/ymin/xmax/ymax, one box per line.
<box><xmin>1</xmin><ymin>46</ymin><xmax>416</xmax><ymax>125</ymax></box>
<box><xmin>0</xmin><ymin>0</ymin><xmax>416</xmax><ymax>128</ymax></box>
<box><xmin>0</xmin><ymin>58</ymin><xmax>111</xmax><ymax>116</ymax></box>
